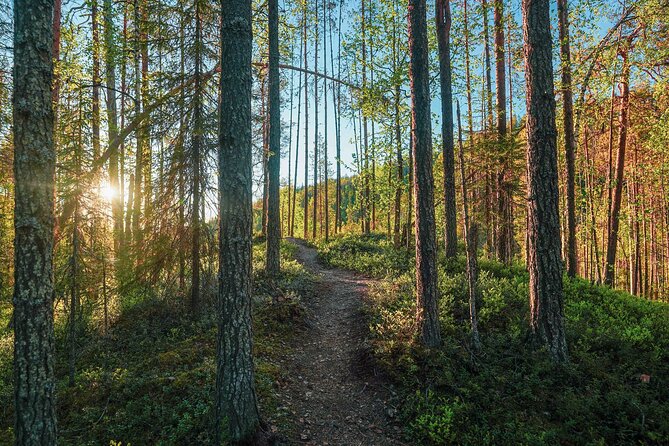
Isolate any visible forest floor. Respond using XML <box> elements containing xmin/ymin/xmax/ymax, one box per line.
<box><xmin>275</xmin><ymin>239</ymin><xmax>405</xmax><ymax>446</ymax></box>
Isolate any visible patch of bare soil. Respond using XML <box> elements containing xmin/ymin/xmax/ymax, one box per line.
<box><xmin>271</xmin><ymin>239</ymin><xmax>405</xmax><ymax>446</ymax></box>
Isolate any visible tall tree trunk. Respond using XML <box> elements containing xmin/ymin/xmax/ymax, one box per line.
<box><xmin>303</xmin><ymin>3</ymin><xmax>309</xmax><ymax>240</ymax></box>
<box><xmin>132</xmin><ymin>0</ymin><xmax>143</xmax><ymax>247</ymax></box>
<box><xmin>92</xmin><ymin>0</ymin><xmax>101</xmax><ymax>161</ymax></box>
<box><xmin>191</xmin><ymin>0</ymin><xmax>203</xmax><ymax>314</ymax></box>
<box><xmin>323</xmin><ymin>0</ymin><xmax>329</xmax><ymax>241</ymax></box>
<box><xmin>266</xmin><ymin>0</ymin><xmax>281</xmax><ymax>274</ymax></box>
<box><xmin>457</xmin><ymin>101</ymin><xmax>481</xmax><ymax>349</ymax></box>
<box><xmin>104</xmin><ymin>0</ymin><xmax>122</xmax><ymax>254</ymax></box>
<box><xmin>522</xmin><ymin>0</ymin><xmax>568</xmax><ymax>362</ymax></box>
<box><xmin>140</xmin><ymin>1</ymin><xmax>151</xmax><ymax>231</ymax></box>
<box><xmin>604</xmin><ymin>47</ymin><xmax>631</xmax><ymax>286</ymax></box>
<box><xmin>313</xmin><ymin>4</ymin><xmax>319</xmax><ymax>240</ymax></box>
<box><xmin>494</xmin><ymin>0</ymin><xmax>512</xmax><ymax>264</ymax></box>
<box><xmin>558</xmin><ymin>0</ymin><xmax>577</xmax><ymax>277</ymax></box>
<box><xmin>69</xmin><ymin>202</ymin><xmax>80</xmax><ymax>387</ymax></box>
<box><xmin>436</xmin><ymin>0</ymin><xmax>457</xmax><ymax>258</ymax></box>
<box><xmin>13</xmin><ymin>1</ymin><xmax>58</xmax><ymax>441</ymax></box>
<box><xmin>362</xmin><ymin>0</ymin><xmax>371</xmax><ymax>234</ymax></box>
<box><xmin>333</xmin><ymin>0</ymin><xmax>343</xmax><ymax>233</ymax></box>
<box><xmin>216</xmin><ymin>0</ymin><xmax>262</xmax><ymax>441</ymax></box>
<box><xmin>409</xmin><ymin>0</ymin><xmax>441</xmax><ymax>348</ymax></box>
<box><xmin>291</xmin><ymin>41</ymin><xmax>303</xmax><ymax>237</ymax></box>
<box><xmin>482</xmin><ymin>0</ymin><xmax>494</xmax><ymax>132</ymax></box>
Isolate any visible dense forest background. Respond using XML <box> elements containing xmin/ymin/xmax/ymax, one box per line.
<box><xmin>2</xmin><ymin>0</ymin><xmax>669</xmax><ymax>443</ymax></box>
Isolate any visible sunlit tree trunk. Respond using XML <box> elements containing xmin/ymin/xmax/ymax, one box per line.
<box><xmin>523</xmin><ymin>0</ymin><xmax>568</xmax><ymax>362</ymax></box>
<box><xmin>409</xmin><ymin>0</ymin><xmax>441</xmax><ymax>348</ymax></box>
<box><xmin>104</xmin><ymin>0</ymin><xmax>123</xmax><ymax>254</ymax></box>
<box><xmin>13</xmin><ymin>1</ymin><xmax>58</xmax><ymax>441</ymax></box>
<box><xmin>604</xmin><ymin>47</ymin><xmax>631</xmax><ymax>286</ymax></box>
<box><xmin>436</xmin><ymin>0</ymin><xmax>457</xmax><ymax>258</ymax></box>
<box><xmin>266</xmin><ymin>0</ymin><xmax>281</xmax><ymax>274</ymax></box>
<box><xmin>558</xmin><ymin>0</ymin><xmax>577</xmax><ymax>277</ymax></box>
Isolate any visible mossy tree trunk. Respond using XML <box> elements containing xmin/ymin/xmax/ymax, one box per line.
<box><xmin>13</xmin><ymin>0</ymin><xmax>58</xmax><ymax>443</ymax></box>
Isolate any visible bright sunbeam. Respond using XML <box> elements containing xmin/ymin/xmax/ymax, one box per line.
<box><xmin>100</xmin><ymin>182</ymin><xmax>117</xmax><ymax>202</ymax></box>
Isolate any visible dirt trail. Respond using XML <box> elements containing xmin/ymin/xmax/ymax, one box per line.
<box><xmin>274</xmin><ymin>238</ymin><xmax>404</xmax><ymax>446</ymax></box>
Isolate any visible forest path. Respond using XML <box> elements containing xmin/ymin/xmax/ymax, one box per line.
<box><xmin>275</xmin><ymin>238</ymin><xmax>404</xmax><ymax>446</ymax></box>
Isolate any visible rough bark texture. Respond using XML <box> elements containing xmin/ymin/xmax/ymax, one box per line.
<box><xmin>13</xmin><ymin>0</ymin><xmax>58</xmax><ymax>443</ymax></box>
<box><xmin>266</xmin><ymin>0</ymin><xmax>281</xmax><ymax>275</ymax></box>
<box><xmin>436</xmin><ymin>0</ymin><xmax>457</xmax><ymax>258</ymax></box>
<box><xmin>216</xmin><ymin>0</ymin><xmax>262</xmax><ymax>441</ymax></box>
<box><xmin>557</xmin><ymin>0</ymin><xmax>577</xmax><ymax>278</ymax></box>
<box><xmin>604</xmin><ymin>51</ymin><xmax>631</xmax><ymax>287</ymax></box>
<box><xmin>409</xmin><ymin>0</ymin><xmax>442</xmax><ymax>348</ymax></box>
<box><xmin>522</xmin><ymin>0</ymin><xmax>568</xmax><ymax>362</ymax></box>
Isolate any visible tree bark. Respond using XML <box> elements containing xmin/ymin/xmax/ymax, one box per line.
<box><xmin>266</xmin><ymin>0</ymin><xmax>281</xmax><ymax>275</ymax></box>
<box><xmin>409</xmin><ymin>0</ymin><xmax>441</xmax><ymax>348</ymax></box>
<box><xmin>522</xmin><ymin>0</ymin><xmax>568</xmax><ymax>362</ymax></box>
<box><xmin>13</xmin><ymin>0</ymin><xmax>58</xmax><ymax>442</ymax></box>
<box><xmin>494</xmin><ymin>0</ymin><xmax>512</xmax><ymax>264</ymax></box>
<box><xmin>604</xmin><ymin>47</ymin><xmax>631</xmax><ymax>286</ymax></box>
<box><xmin>557</xmin><ymin>0</ymin><xmax>577</xmax><ymax>277</ymax></box>
<box><xmin>216</xmin><ymin>0</ymin><xmax>262</xmax><ymax>441</ymax></box>
<box><xmin>436</xmin><ymin>0</ymin><xmax>458</xmax><ymax>258</ymax></box>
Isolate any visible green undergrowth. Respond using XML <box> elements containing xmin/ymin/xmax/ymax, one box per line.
<box><xmin>318</xmin><ymin>233</ymin><xmax>669</xmax><ymax>445</ymax></box>
<box><xmin>0</xmin><ymin>240</ymin><xmax>314</xmax><ymax>445</ymax></box>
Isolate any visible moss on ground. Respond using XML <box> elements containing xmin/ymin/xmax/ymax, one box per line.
<box><xmin>0</xmin><ymin>240</ymin><xmax>314</xmax><ymax>445</ymax></box>
<box><xmin>318</xmin><ymin>233</ymin><xmax>669</xmax><ymax>445</ymax></box>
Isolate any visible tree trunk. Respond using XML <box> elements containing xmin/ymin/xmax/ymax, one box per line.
<box><xmin>104</xmin><ymin>0</ymin><xmax>122</xmax><ymax>254</ymax></box>
<box><xmin>604</xmin><ymin>48</ymin><xmax>631</xmax><ymax>286</ymax></box>
<box><xmin>409</xmin><ymin>0</ymin><xmax>441</xmax><ymax>348</ymax></box>
<box><xmin>191</xmin><ymin>0</ymin><xmax>203</xmax><ymax>314</ymax></box>
<box><xmin>436</xmin><ymin>0</ymin><xmax>458</xmax><ymax>258</ymax></box>
<box><xmin>323</xmin><ymin>0</ymin><xmax>330</xmax><ymax>242</ymax></box>
<box><xmin>131</xmin><ymin>0</ymin><xmax>143</xmax><ymax>246</ymax></box>
<box><xmin>362</xmin><ymin>0</ymin><xmax>371</xmax><ymax>235</ymax></box>
<box><xmin>216</xmin><ymin>0</ymin><xmax>262</xmax><ymax>441</ymax></box>
<box><xmin>266</xmin><ymin>0</ymin><xmax>281</xmax><ymax>274</ymax></box>
<box><xmin>558</xmin><ymin>0</ymin><xmax>577</xmax><ymax>277</ymax></box>
<box><xmin>313</xmin><ymin>4</ymin><xmax>319</xmax><ymax>240</ymax></box>
<box><xmin>494</xmin><ymin>0</ymin><xmax>512</xmax><ymax>264</ymax></box>
<box><xmin>303</xmin><ymin>3</ymin><xmax>309</xmax><ymax>240</ymax></box>
<box><xmin>482</xmin><ymin>0</ymin><xmax>494</xmax><ymax>132</ymax></box>
<box><xmin>13</xmin><ymin>1</ymin><xmax>58</xmax><ymax>442</ymax></box>
<box><xmin>457</xmin><ymin>101</ymin><xmax>481</xmax><ymax>349</ymax></box>
<box><xmin>522</xmin><ymin>0</ymin><xmax>568</xmax><ymax>362</ymax></box>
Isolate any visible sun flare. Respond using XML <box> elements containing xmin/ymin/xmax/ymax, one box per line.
<box><xmin>99</xmin><ymin>182</ymin><xmax>117</xmax><ymax>202</ymax></box>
